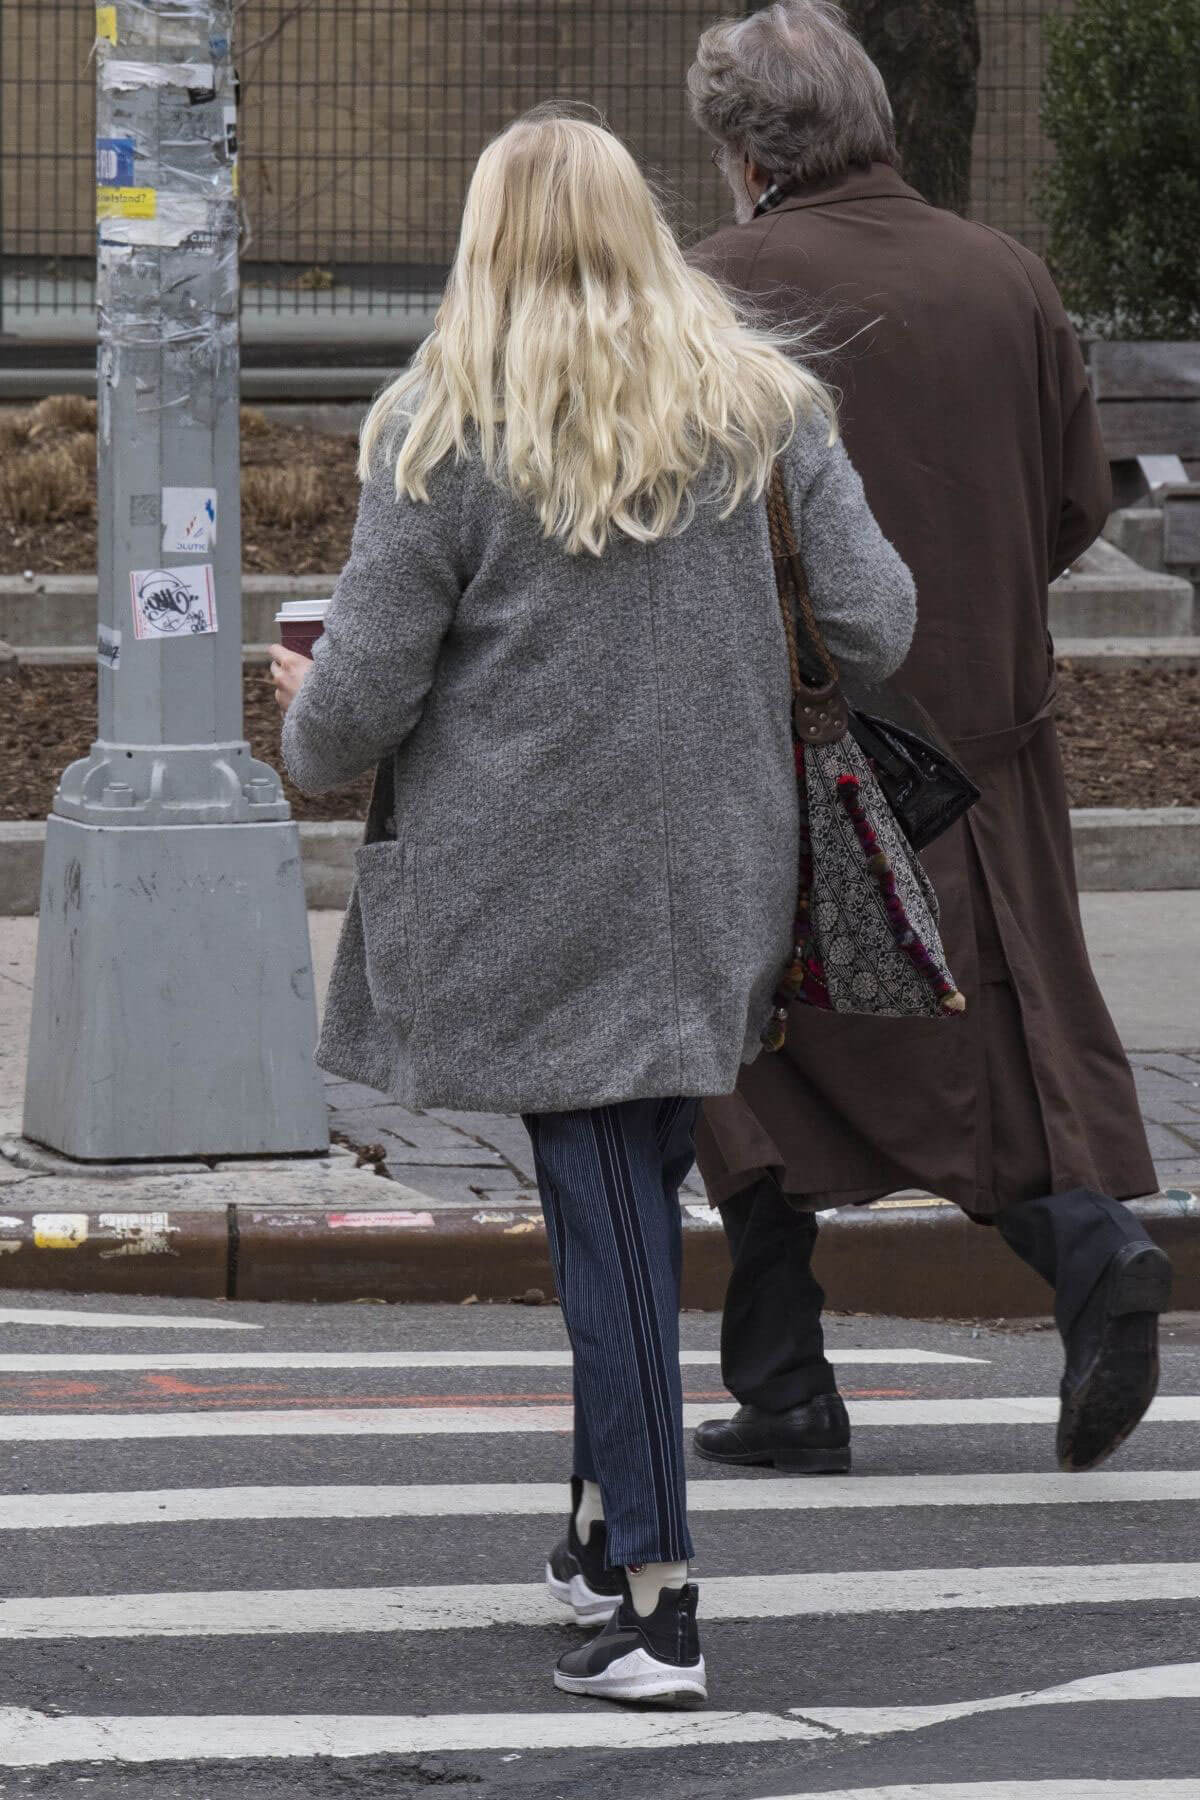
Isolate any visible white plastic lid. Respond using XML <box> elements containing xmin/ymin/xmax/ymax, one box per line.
<box><xmin>275</xmin><ymin>598</ymin><xmax>332</xmax><ymax>622</ymax></box>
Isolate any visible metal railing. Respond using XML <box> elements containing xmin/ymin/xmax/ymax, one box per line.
<box><xmin>0</xmin><ymin>0</ymin><xmax>1068</xmax><ymax>337</ymax></box>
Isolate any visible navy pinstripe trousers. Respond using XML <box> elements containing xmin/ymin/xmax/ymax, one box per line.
<box><xmin>523</xmin><ymin>1098</ymin><xmax>700</xmax><ymax>1568</ymax></box>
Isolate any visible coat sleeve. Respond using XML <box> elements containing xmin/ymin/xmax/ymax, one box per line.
<box><xmin>281</xmin><ymin>461</ymin><xmax>464</xmax><ymax>795</ymax></box>
<box><xmin>782</xmin><ymin>421</ymin><xmax>917</xmax><ymax>684</ymax></box>
<box><xmin>1013</xmin><ymin>244</ymin><xmax>1112</xmax><ymax>579</ymax></box>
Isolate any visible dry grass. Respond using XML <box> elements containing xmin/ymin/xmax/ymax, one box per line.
<box><xmin>0</xmin><ymin>414</ymin><xmax>32</xmax><ymax>457</ymax></box>
<box><xmin>0</xmin><ymin>398</ymin><xmax>97</xmax><ymax>527</ymax></box>
<box><xmin>26</xmin><ymin>394</ymin><xmax>97</xmax><ymax>435</ymax></box>
<box><xmin>1</xmin><ymin>395</ymin><xmax>360</xmax><ymax>571</ymax></box>
<box><xmin>0</xmin><ymin>443</ymin><xmax>95</xmax><ymax>525</ymax></box>
<box><xmin>241</xmin><ymin>464</ymin><xmax>330</xmax><ymax>529</ymax></box>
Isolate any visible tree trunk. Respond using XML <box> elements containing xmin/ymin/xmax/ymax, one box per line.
<box><xmin>842</xmin><ymin>0</ymin><xmax>981</xmax><ymax>213</ymax></box>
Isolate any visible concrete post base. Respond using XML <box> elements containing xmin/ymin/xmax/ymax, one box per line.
<box><xmin>23</xmin><ymin>815</ymin><xmax>329</xmax><ymax>1160</ymax></box>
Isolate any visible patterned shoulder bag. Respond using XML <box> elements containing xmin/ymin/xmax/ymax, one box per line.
<box><xmin>762</xmin><ymin>464</ymin><xmax>970</xmax><ymax>1049</ymax></box>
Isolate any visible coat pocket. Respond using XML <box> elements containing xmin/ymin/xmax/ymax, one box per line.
<box><xmin>353</xmin><ymin>839</ymin><xmax>418</xmax><ymax>1037</ymax></box>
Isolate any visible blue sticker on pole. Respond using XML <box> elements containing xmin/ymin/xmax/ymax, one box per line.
<box><xmin>96</xmin><ymin>137</ymin><xmax>136</xmax><ymax>186</ymax></box>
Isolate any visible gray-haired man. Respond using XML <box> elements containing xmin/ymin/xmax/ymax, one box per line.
<box><xmin>687</xmin><ymin>1</ymin><xmax>1169</xmax><ymax>1477</ymax></box>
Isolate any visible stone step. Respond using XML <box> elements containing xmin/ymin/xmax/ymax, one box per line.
<box><xmin>1053</xmin><ymin>636</ymin><xmax>1200</xmax><ymax>671</ymax></box>
<box><xmin>1049</xmin><ymin>539</ymin><xmax>1194</xmax><ymax>637</ymax></box>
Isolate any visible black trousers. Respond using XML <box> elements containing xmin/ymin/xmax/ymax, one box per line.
<box><xmin>717</xmin><ymin>1176</ymin><xmax>839</xmax><ymax>1412</ymax></box>
<box><xmin>718</xmin><ymin>1177</ymin><xmax>1154</xmax><ymax>1414</ymax></box>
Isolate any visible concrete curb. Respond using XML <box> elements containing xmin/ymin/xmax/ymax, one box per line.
<box><xmin>19</xmin><ymin>638</ymin><xmax>1200</xmax><ymax>674</ymax></box>
<box><xmin>1070</xmin><ymin>808</ymin><xmax>1200</xmax><ymax>890</ymax></box>
<box><xmin>0</xmin><ymin>1183</ymin><xmax>1194</xmax><ymax>1315</ymax></box>
<box><xmin>4</xmin><ymin>810</ymin><xmax>1198</xmax><ymax>915</ymax></box>
<box><xmin>1054</xmin><ymin>636</ymin><xmax>1200</xmax><ymax>671</ymax></box>
<box><xmin>0</xmin><ymin>363</ymin><xmax>426</xmax><ymax>401</ymax></box>
<box><xmin>1</xmin><ymin>573</ymin><xmax>333</xmax><ymax>652</ymax></box>
<box><xmin>5</xmin><ymin>550</ymin><xmax>1194</xmax><ymax>652</ymax></box>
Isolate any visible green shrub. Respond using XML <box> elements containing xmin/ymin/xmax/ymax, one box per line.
<box><xmin>1039</xmin><ymin>0</ymin><xmax>1200</xmax><ymax>339</ymax></box>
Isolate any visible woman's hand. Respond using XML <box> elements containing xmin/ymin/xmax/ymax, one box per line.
<box><xmin>269</xmin><ymin>643</ymin><xmax>314</xmax><ymax>714</ymax></box>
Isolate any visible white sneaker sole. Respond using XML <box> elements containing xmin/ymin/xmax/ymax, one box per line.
<box><xmin>555</xmin><ymin>1645</ymin><xmax>708</xmax><ymax>1707</ymax></box>
<box><xmin>544</xmin><ymin>1561</ymin><xmax>622</xmax><ymax>1628</ymax></box>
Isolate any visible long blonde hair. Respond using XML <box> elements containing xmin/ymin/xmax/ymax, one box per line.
<box><xmin>360</xmin><ymin>110</ymin><xmax>836</xmax><ymax>556</ymax></box>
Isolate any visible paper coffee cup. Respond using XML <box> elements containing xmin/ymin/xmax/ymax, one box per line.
<box><xmin>276</xmin><ymin>597</ymin><xmax>331</xmax><ymax>658</ymax></box>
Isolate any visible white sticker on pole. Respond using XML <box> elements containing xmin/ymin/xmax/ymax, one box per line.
<box><xmin>162</xmin><ymin>488</ymin><xmax>216</xmax><ymax>554</ymax></box>
<box><xmin>130</xmin><ymin>566</ymin><xmax>217</xmax><ymax>640</ymax></box>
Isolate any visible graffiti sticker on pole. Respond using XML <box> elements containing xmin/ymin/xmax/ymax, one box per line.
<box><xmin>162</xmin><ymin>487</ymin><xmax>217</xmax><ymax>554</ymax></box>
<box><xmin>130</xmin><ymin>565</ymin><xmax>218</xmax><ymax>640</ymax></box>
<box><xmin>97</xmin><ymin>624</ymin><xmax>122</xmax><ymax>671</ymax></box>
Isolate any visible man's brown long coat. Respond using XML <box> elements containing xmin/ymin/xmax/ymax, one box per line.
<box><xmin>693</xmin><ymin>162</ymin><xmax>1155</xmax><ymax>1218</ymax></box>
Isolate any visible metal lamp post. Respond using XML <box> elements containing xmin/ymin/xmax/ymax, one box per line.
<box><xmin>23</xmin><ymin>0</ymin><xmax>328</xmax><ymax>1159</ymax></box>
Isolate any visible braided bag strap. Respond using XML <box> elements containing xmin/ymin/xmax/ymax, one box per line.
<box><xmin>766</xmin><ymin>463</ymin><xmax>840</xmax><ymax>692</ymax></box>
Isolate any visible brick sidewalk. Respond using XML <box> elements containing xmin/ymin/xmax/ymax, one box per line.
<box><xmin>326</xmin><ymin>1052</ymin><xmax>1200</xmax><ymax>1209</ymax></box>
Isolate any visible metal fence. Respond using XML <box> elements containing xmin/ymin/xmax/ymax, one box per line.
<box><xmin>0</xmin><ymin>0</ymin><xmax>1069</xmax><ymax>335</ymax></box>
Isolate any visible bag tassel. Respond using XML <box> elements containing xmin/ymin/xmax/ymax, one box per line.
<box><xmin>835</xmin><ymin>775</ymin><xmax>966</xmax><ymax>1015</ymax></box>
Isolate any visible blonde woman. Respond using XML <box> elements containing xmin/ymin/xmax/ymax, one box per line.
<box><xmin>272</xmin><ymin>109</ymin><xmax>914</xmax><ymax>1707</ymax></box>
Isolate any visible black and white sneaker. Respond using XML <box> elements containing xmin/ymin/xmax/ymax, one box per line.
<box><xmin>544</xmin><ymin>1480</ymin><xmax>624</xmax><ymax>1627</ymax></box>
<box><xmin>554</xmin><ymin>1577</ymin><xmax>706</xmax><ymax>1707</ymax></box>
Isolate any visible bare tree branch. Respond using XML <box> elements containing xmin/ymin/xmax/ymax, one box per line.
<box><xmin>233</xmin><ymin>0</ymin><xmax>319</xmax><ymax>91</ymax></box>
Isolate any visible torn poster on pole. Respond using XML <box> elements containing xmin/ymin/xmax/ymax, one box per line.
<box><xmin>101</xmin><ymin>61</ymin><xmax>215</xmax><ymax>93</ymax></box>
<box><xmin>98</xmin><ymin>194</ymin><xmax>213</xmax><ymax>248</ymax></box>
<box><xmin>96</xmin><ymin>187</ymin><xmax>157</xmax><ymax>222</ymax></box>
<box><xmin>96</xmin><ymin>137</ymin><xmax>136</xmax><ymax>186</ymax></box>
<box><xmin>130</xmin><ymin>565</ymin><xmax>217</xmax><ymax>640</ymax></box>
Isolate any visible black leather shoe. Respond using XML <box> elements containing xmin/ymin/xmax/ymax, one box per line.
<box><xmin>693</xmin><ymin>1395</ymin><xmax>851</xmax><ymax>1474</ymax></box>
<box><xmin>1057</xmin><ymin>1239</ymin><xmax>1173</xmax><ymax>1472</ymax></box>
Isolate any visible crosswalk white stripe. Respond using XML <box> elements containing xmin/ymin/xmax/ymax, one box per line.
<box><xmin>0</xmin><ymin>1705</ymin><xmax>824</xmax><ymax>1765</ymax></box>
<box><xmin>2</xmin><ymin>1564</ymin><xmax>1197</xmax><ymax>1638</ymax></box>
<box><xmin>0</xmin><ymin>1347</ymin><xmax>985</xmax><ymax>1373</ymax></box>
<box><xmin>0</xmin><ymin>1307</ymin><xmax>260</xmax><ymax>1332</ymax></box>
<box><xmin>795</xmin><ymin>1659</ymin><xmax>1200</xmax><ymax>1738</ymax></box>
<box><xmin>0</xmin><ymin>1718</ymin><xmax>1190</xmax><ymax>1782</ymax></box>
<box><xmin>764</xmin><ymin>1787</ymin><xmax>1200</xmax><ymax>1799</ymax></box>
<box><xmin>0</xmin><ymin>1396</ymin><xmax>1197</xmax><ymax>1440</ymax></box>
<box><xmin>3</xmin><ymin>1468</ymin><xmax>1197</xmax><ymax>1531</ymax></box>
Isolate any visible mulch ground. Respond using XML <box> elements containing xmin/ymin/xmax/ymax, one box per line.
<box><xmin>2</xmin><ymin>666</ymin><xmax>372</xmax><ymax>824</ymax></box>
<box><xmin>0</xmin><ymin>400</ymin><xmax>359</xmax><ymax>576</ymax></box>
<box><xmin>1054</xmin><ymin>663</ymin><xmax>1200</xmax><ymax>808</ymax></box>
<box><xmin>3</xmin><ymin>663</ymin><xmax>1196</xmax><ymax>823</ymax></box>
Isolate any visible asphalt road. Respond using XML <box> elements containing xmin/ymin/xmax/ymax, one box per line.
<box><xmin>0</xmin><ymin>1292</ymin><xmax>1196</xmax><ymax>1800</ymax></box>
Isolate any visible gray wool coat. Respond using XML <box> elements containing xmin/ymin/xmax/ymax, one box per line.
<box><xmin>282</xmin><ymin>408</ymin><xmax>915</xmax><ymax>1113</ymax></box>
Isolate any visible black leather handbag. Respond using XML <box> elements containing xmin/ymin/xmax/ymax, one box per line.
<box><xmin>841</xmin><ymin>678</ymin><xmax>980</xmax><ymax>853</ymax></box>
